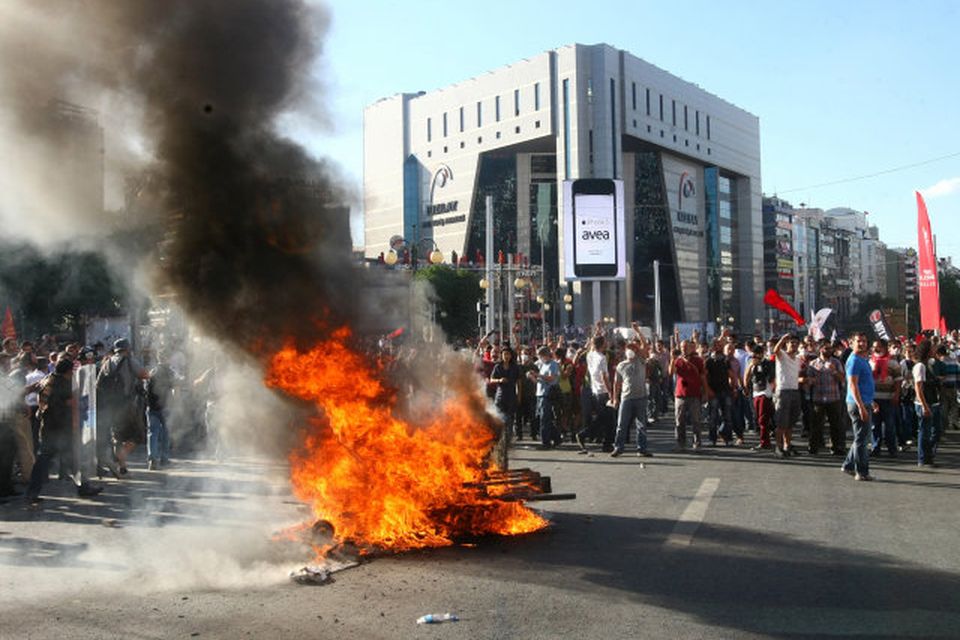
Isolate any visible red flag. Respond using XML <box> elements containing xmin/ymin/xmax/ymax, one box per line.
<box><xmin>386</xmin><ymin>327</ymin><xmax>405</xmax><ymax>340</ymax></box>
<box><xmin>940</xmin><ymin>316</ymin><xmax>948</xmax><ymax>336</ymax></box>
<box><xmin>1</xmin><ymin>307</ymin><xmax>15</xmax><ymax>340</ymax></box>
<box><xmin>763</xmin><ymin>289</ymin><xmax>805</xmax><ymax>327</ymax></box>
<box><xmin>917</xmin><ymin>192</ymin><xmax>941</xmax><ymax>331</ymax></box>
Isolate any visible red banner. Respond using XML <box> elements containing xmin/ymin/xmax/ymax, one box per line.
<box><xmin>763</xmin><ymin>289</ymin><xmax>805</xmax><ymax>327</ymax></box>
<box><xmin>1</xmin><ymin>307</ymin><xmax>15</xmax><ymax>340</ymax></box>
<box><xmin>916</xmin><ymin>192</ymin><xmax>940</xmax><ymax>332</ymax></box>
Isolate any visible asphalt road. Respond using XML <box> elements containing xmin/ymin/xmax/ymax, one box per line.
<box><xmin>1</xmin><ymin>419</ymin><xmax>958</xmax><ymax>639</ymax></box>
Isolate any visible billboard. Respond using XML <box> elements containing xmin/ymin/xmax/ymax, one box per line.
<box><xmin>562</xmin><ymin>179</ymin><xmax>626</xmax><ymax>280</ymax></box>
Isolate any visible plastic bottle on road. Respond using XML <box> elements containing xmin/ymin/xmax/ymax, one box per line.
<box><xmin>416</xmin><ymin>613</ymin><xmax>459</xmax><ymax>624</ymax></box>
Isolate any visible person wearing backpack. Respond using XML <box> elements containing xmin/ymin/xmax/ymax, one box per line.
<box><xmin>96</xmin><ymin>339</ymin><xmax>149</xmax><ymax>477</ymax></box>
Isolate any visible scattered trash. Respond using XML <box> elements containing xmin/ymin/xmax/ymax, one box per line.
<box><xmin>290</xmin><ymin>565</ymin><xmax>332</xmax><ymax>586</ymax></box>
<box><xmin>416</xmin><ymin>613</ymin><xmax>459</xmax><ymax>625</ymax></box>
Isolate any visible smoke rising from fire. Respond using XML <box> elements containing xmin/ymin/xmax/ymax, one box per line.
<box><xmin>0</xmin><ymin>0</ymin><xmax>361</xmax><ymax>354</ymax></box>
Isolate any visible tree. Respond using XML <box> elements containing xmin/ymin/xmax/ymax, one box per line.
<box><xmin>0</xmin><ymin>240</ymin><xmax>127</xmax><ymax>340</ymax></box>
<box><xmin>413</xmin><ymin>265</ymin><xmax>483</xmax><ymax>343</ymax></box>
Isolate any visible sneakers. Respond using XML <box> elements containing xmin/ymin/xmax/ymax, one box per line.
<box><xmin>610</xmin><ymin>448</ymin><xmax>623</xmax><ymax>458</ymax></box>
<box><xmin>752</xmin><ymin>443</ymin><xmax>771</xmax><ymax>451</ymax></box>
<box><xmin>734</xmin><ymin>437</ymin><xmax>745</xmax><ymax>447</ymax></box>
<box><xmin>774</xmin><ymin>447</ymin><xmax>786</xmax><ymax>459</ymax></box>
<box><xmin>854</xmin><ymin>473</ymin><xmax>874</xmax><ymax>481</ymax></box>
<box><xmin>637</xmin><ymin>451</ymin><xmax>653</xmax><ymax>458</ymax></box>
<box><xmin>575</xmin><ymin>433</ymin><xmax>587</xmax><ymax>452</ymax></box>
<box><xmin>842</xmin><ymin>467</ymin><xmax>855</xmax><ymax>476</ymax></box>
<box><xmin>147</xmin><ymin>459</ymin><xmax>158</xmax><ymax>471</ymax></box>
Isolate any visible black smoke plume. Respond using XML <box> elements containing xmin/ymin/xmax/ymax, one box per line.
<box><xmin>0</xmin><ymin>0</ymin><xmax>360</xmax><ymax>355</ymax></box>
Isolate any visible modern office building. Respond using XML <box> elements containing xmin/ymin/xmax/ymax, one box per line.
<box><xmin>364</xmin><ymin>43</ymin><xmax>763</xmax><ymax>330</ymax></box>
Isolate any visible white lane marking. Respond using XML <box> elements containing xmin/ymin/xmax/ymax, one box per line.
<box><xmin>665</xmin><ymin>477</ymin><xmax>720</xmax><ymax>547</ymax></box>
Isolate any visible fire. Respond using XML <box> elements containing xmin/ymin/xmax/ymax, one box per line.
<box><xmin>265</xmin><ymin>327</ymin><xmax>547</xmax><ymax>554</ymax></box>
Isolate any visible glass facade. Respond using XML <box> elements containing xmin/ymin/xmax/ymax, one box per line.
<box><xmin>718</xmin><ymin>175</ymin><xmax>736</xmax><ymax>319</ymax></box>
<box><xmin>465</xmin><ymin>154</ymin><xmax>517</xmax><ymax>261</ymax></box>
<box><xmin>630</xmin><ymin>146</ymin><xmax>680</xmax><ymax>327</ymax></box>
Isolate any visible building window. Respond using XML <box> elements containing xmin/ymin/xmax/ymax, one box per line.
<box><xmin>478</xmin><ymin>136</ymin><xmax>482</xmax><ymax>144</ymax></box>
<box><xmin>631</xmin><ymin>82</ymin><xmax>637</xmax><ymax>110</ymax></box>
<box><xmin>659</xmin><ymin>94</ymin><xmax>664</xmax><ymax>121</ymax></box>
<box><xmin>496</xmin><ymin>131</ymin><xmax>501</xmax><ymax>139</ymax></box>
<box><xmin>459</xmin><ymin>107</ymin><xmax>464</xmax><ymax>132</ymax></box>
<box><xmin>477</xmin><ymin>101</ymin><xmax>482</xmax><ymax>127</ymax></box>
<box><xmin>534</xmin><ymin>82</ymin><xmax>541</xmax><ymax>110</ymax></box>
<box><xmin>684</xmin><ymin>105</ymin><xmax>688</xmax><ymax>131</ymax></box>
<box><xmin>514</xmin><ymin>88</ymin><xmax>520</xmax><ymax>116</ymax></box>
<box><xmin>515</xmin><ymin>125</ymin><xmax>520</xmax><ymax>134</ymax></box>
<box><xmin>645</xmin><ymin>88</ymin><xmax>651</xmax><ymax>116</ymax></box>
<box><xmin>671</xmin><ymin>100</ymin><xmax>676</xmax><ymax>126</ymax></box>
<box><xmin>707</xmin><ymin>115</ymin><xmax>711</xmax><ymax>140</ymax></box>
<box><xmin>632</xmin><ymin>119</ymin><xmax>637</xmax><ymax>128</ymax></box>
<box><xmin>427</xmin><ymin>117</ymin><xmax>432</xmax><ymax>142</ymax></box>
<box><xmin>495</xmin><ymin>96</ymin><xmax>501</xmax><ymax>122</ymax></box>
<box><xmin>696</xmin><ymin>111</ymin><xmax>700</xmax><ymax>136</ymax></box>
<box><xmin>460</xmin><ymin>141</ymin><xmax>465</xmax><ymax>149</ymax></box>
<box><xmin>442</xmin><ymin>113</ymin><xmax>448</xmax><ymax>137</ymax></box>
<box><xmin>535</xmin><ymin>120</ymin><xmax>541</xmax><ymax>128</ymax></box>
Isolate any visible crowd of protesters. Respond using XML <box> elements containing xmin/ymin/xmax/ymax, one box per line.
<box><xmin>0</xmin><ymin>335</ymin><xmax>181</xmax><ymax>505</ymax></box>
<box><xmin>477</xmin><ymin>323</ymin><xmax>956</xmax><ymax>480</ymax></box>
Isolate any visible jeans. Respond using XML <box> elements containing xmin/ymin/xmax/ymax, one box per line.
<box><xmin>915</xmin><ymin>403</ymin><xmax>942</xmax><ymax>465</ymax></box>
<box><xmin>675</xmin><ymin>396</ymin><xmax>702</xmax><ymax>447</ymax></box>
<box><xmin>900</xmin><ymin>400</ymin><xmax>917</xmax><ymax>444</ymax></box>
<box><xmin>147</xmin><ymin>409</ymin><xmax>171</xmax><ymax>463</ymax></box>
<box><xmin>940</xmin><ymin>387</ymin><xmax>958</xmax><ymax>430</ymax></box>
<box><xmin>537</xmin><ymin>395</ymin><xmax>560</xmax><ymax>447</ymax></box>
<box><xmin>843</xmin><ymin>403</ymin><xmax>871</xmax><ymax>477</ymax></box>
<box><xmin>614</xmin><ymin>397</ymin><xmax>648</xmax><ymax>452</ymax></box>
<box><xmin>26</xmin><ymin>429</ymin><xmax>74</xmax><ymax>500</ymax></box>
<box><xmin>576</xmin><ymin>392</ymin><xmax>614</xmax><ymax>446</ymax></box>
<box><xmin>707</xmin><ymin>390</ymin><xmax>734</xmax><ymax>443</ymax></box>
<box><xmin>753</xmin><ymin>395</ymin><xmax>774</xmax><ymax>447</ymax></box>
<box><xmin>811</xmin><ymin>400</ymin><xmax>845</xmax><ymax>453</ymax></box>
<box><xmin>871</xmin><ymin>399</ymin><xmax>898</xmax><ymax>455</ymax></box>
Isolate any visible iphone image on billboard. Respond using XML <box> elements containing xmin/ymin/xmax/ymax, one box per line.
<box><xmin>572</xmin><ymin>179</ymin><xmax>617</xmax><ymax>278</ymax></box>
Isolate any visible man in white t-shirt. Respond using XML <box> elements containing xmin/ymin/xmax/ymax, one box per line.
<box><xmin>576</xmin><ymin>335</ymin><xmax>615</xmax><ymax>452</ymax></box>
<box><xmin>773</xmin><ymin>333</ymin><xmax>803</xmax><ymax>458</ymax></box>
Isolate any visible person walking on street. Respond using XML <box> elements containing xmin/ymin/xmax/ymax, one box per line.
<box><xmin>576</xmin><ymin>335</ymin><xmax>615</xmax><ymax>452</ymax></box>
<box><xmin>528</xmin><ymin>346</ymin><xmax>561</xmax><ymax>449</ymax></box>
<box><xmin>26</xmin><ymin>358</ymin><xmax>102</xmax><ymax>504</ymax></box>
<box><xmin>913</xmin><ymin>339</ymin><xmax>942</xmax><ymax>467</ymax></box>
<box><xmin>146</xmin><ymin>359</ymin><xmax>176</xmax><ymax>470</ymax></box>
<box><xmin>744</xmin><ymin>344</ymin><xmax>776</xmax><ymax>450</ymax></box>
<box><xmin>772</xmin><ymin>334</ymin><xmax>803</xmax><ymax>458</ymax></box>
<box><xmin>96</xmin><ymin>339</ymin><xmax>149</xmax><ymax>477</ymax></box>
<box><xmin>806</xmin><ymin>340</ymin><xmax>846</xmax><ymax>455</ymax></box>
<box><xmin>842</xmin><ymin>332</ymin><xmax>876</xmax><ymax>481</ymax></box>
<box><xmin>611</xmin><ymin>334</ymin><xmax>654</xmax><ymax>458</ymax></box>
<box><xmin>870</xmin><ymin>339</ymin><xmax>902</xmax><ymax>457</ymax></box>
<box><xmin>670</xmin><ymin>339</ymin><xmax>708</xmax><ymax>451</ymax></box>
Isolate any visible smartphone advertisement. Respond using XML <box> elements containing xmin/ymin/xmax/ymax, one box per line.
<box><xmin>562</xmin><ymin>179</ymin><xmax>626</xmax><ymax>280</ymax></box>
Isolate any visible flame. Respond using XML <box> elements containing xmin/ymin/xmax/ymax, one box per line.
<box><xmin>265</xmin><ymin>327</ymin><xmax>547</xmax><ymax>554</ymax></box>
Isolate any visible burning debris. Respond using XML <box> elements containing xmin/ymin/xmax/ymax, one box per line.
<box><xmin>266</xmin><ymin>328</ymin><xmax>552</xmax><ymax>558</ymax></box>
<box><xmin>2</xmin><ymin>0</ymin><xmax>571</xmax><ymax>571</ymax></box>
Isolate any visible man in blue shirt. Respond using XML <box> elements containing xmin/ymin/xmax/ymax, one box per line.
<box><xmin>843</xmin><ymin>332</ymin><xmax>876</xmax><ymax>481</ymax></box>
<box><xmin>529</xmin><ymin>346</ymin><xmax>561</xmax><ymax>449</ymax></box>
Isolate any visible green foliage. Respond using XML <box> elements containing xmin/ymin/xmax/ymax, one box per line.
<box><xmin>413</xmin><ymin>264</ymin><xmax>482</xmax><ymax>343</ymax></box>
<box><xmin>938</xmin><ymin>271</ymin><xmax>960</xmax><ymax>329</ymax></box>
<box><xmin>0</xmin><ymin>241</ymin><xmax>126</xmax><ymax>339</ymax></box>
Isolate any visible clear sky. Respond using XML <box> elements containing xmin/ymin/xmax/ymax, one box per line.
<box><xmin>293</xmin><ymin>0</ymin><xmax>960</xmax><ymax>258</ymax></box>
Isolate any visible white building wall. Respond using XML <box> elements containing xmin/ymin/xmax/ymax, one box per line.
<box><xmin>363</xmin><ymin>43</ymin><xmax>763</xmax><ymax>326</ymax></box>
